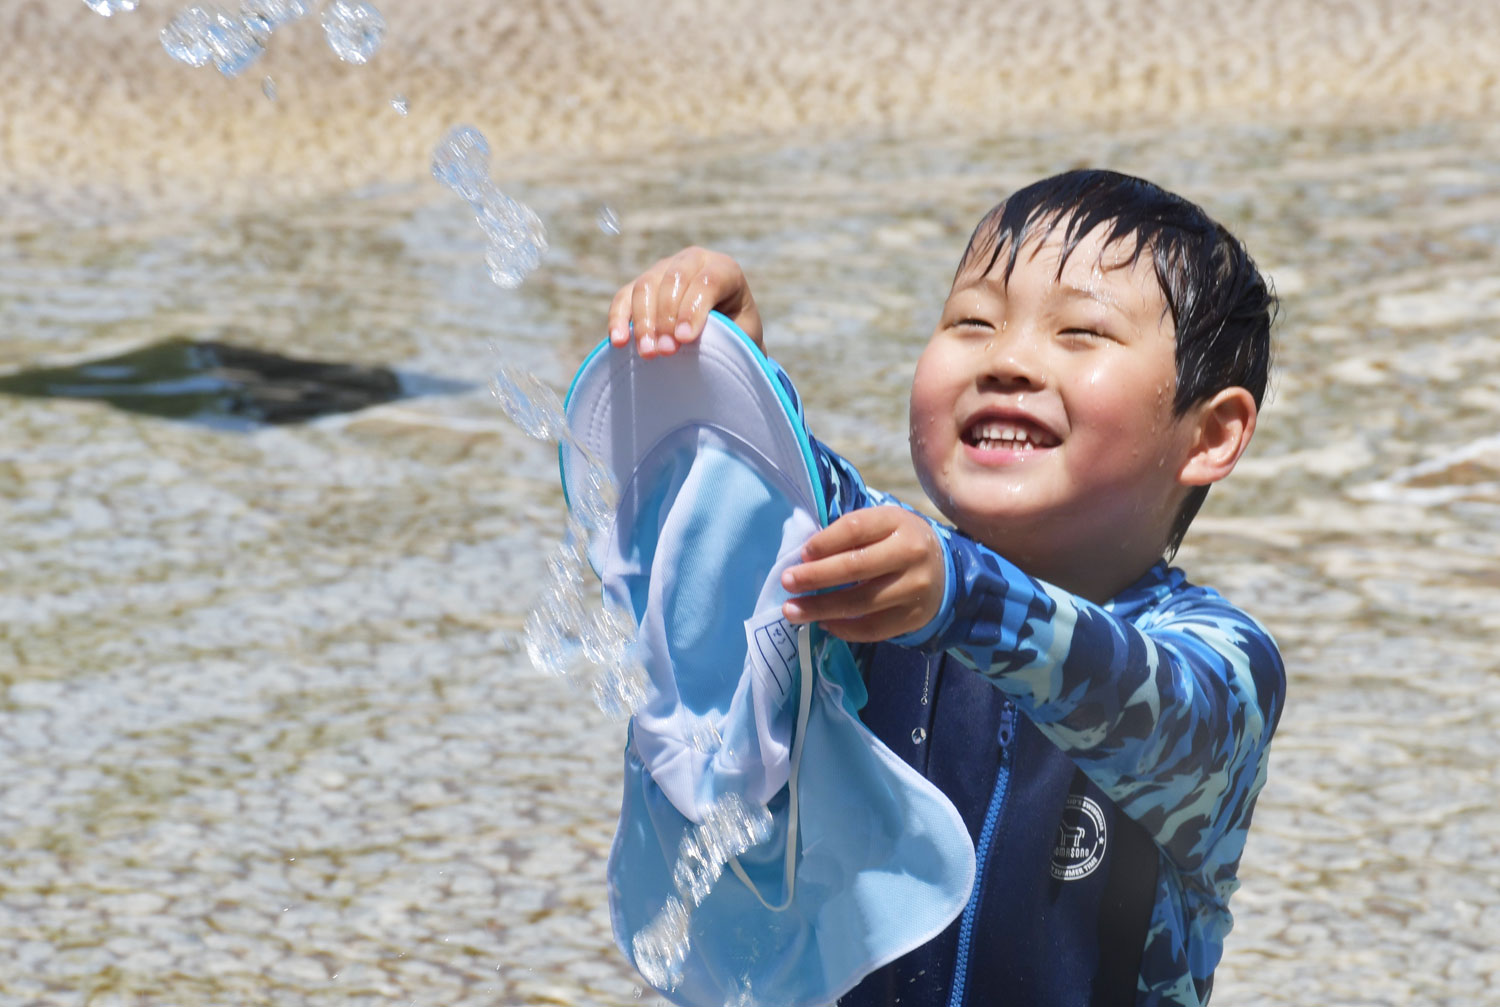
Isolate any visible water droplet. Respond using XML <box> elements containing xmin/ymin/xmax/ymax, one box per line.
<box><xmin>488</xmin><ymin>365</ymin><xmax>566</xmax><ymax>442</ymax></box>
<box><xmin>568</xmin><ymin>459</ymin><xmax>618</xmax><ymax>540</ymax></box>
<box><xmin>83</xmin><ymin>0</ymin><xmax>138</xmax><ymax>15</ymax></box>
<box><xmin>261</xmin><ymin>74</ymin><xmax>277</xmax><ymax>102</ymax></box>
<box><xmin>632</xmin><ymin>988</ymin><xmax>644</xmax><ymax>1000</ymax></box>
<box><xmin>684</xmin><ymin>715</ymin><xmax>722</xmax><ymax>753</ymax></box>
<box><xmin>669</xmin><ymin>794</ymin><xmax>773</xmax><ymax>907</ymax></box>
<box><xmin>160</xmin><ymin>7</ymin><xmax>215</xmax><ymax>67</ymax></box>
<box><xmin>431</xmin><ymin>126</ymin><xmax>548</xmax><ymax>288</ymax></box>
<box><xmin>523</xmin><ymin>589</ymin><xmax>584</xmax><ymax>678</ymax></box>
<box><xmin>241</xmin><ymin>0</ymin><xmax>307</xmax><ymax>33</ymax></box>
<box><xmin>597</xmin><ymin>205</ymin><xmax>621</xmax><ymax>235</ymax></box>
<box><xmin>632</xmin><ymin>895</ymin><xmax>690</xmax><ymax>991</ymax></box>
<box><xmin>431</xmin><ymin>125</ymin><xmax>491</xmax><ymax>199</ymax></box>
<box><xmin>589</xmin><ymin>654</ymin><xmax>649</xmax><ymax>720</ymax></box>
<box><xmin>545</xmin><ymin>540</ymin><xmax>585</xmax><ymax>591</ymax></box>
<box><xmin>159</xmin><ymin>5</ymin><xmax>266</xmax><ymax>77</ymax></box>
<box><xmin>580</xmin><ymin>597</ymin><xmax>635</xmax><ymax>666</ymax></box>
<box><xmin>635</xmin><ymin>796</ymin><xmax>773</xmax><ymax>990</ymax></box>
<box><xmin>321</xmin><ymin>0</ymin><xmax>385</xmax><ymax>64</ymax></box>
<box><xmin>484</xmin><ymin>244</ymin><xmax>527</xmax><ymax>289</ymax></box>
<box><xmin>911</xmin><ymin>727</ymin><xmax>927</xmax><ymax>744</ymax></box>
<box><xmin>477</xmin><ymin>193</ymin><xmax>547</xmax><ymax>288</ymax></box>
<box><xmin>391</xmin><ymin>93</ymin><xmax>409</xmax><ymax>116</ymax></box>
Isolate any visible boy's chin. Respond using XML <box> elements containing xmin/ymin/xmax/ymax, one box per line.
<box><xmin>941</xmin><ymin>505</ymin><xmax>1045</xmax><ymax>558</ymax></box>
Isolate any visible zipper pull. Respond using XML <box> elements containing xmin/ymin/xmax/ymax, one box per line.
<box><xmin>996</xmin><ymin>700</ymin><xmax>1016</xmax><ymax>750</ymax></box>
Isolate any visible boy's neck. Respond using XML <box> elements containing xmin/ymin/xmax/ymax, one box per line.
<box><xmin>986</xmin><ymin>538</ymin><xmax>1167</xmax><ymax>605</ymax></box>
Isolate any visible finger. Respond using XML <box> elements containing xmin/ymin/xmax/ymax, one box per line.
<box><xmin>677</xmin><ymin>279</ymin><xmax>714</xmax><ymax>345</ymax></box>
<box><xmin>783</xmin><ymin>572</ymin><xmax>912</xmax><ymax>624</ymax></box>
<box><xmin>818</xmin><ymin>608</ymin><xmax>928</xmax><ymax>643</ymax></box>
<box><xmin>656</xmin><ymin>250</ymin><xmax>711</xmax><ymax>356</ymax></box>
<box><xmin>630</xmin><ymin>273</ymin><xmax>658</xmax><ymax>358</ymax></box>
<box><xmin>782</xmin><ymin>515</ymin><xmax>906</xmax><ymax>594</ymax></box>
<box><xmin>607</xmin><ymin>285</ymin><xmax>633</xmax><ymax>346</ymax></box>
<box><xmin>675</xmin><ymin>261</ymin><xmax>736</xmax><ymax>345</ymax></box>
<box><xmin>800</xmin><ymin>508</ymin><xmax>902</xmax><ymax>562</ymax></box>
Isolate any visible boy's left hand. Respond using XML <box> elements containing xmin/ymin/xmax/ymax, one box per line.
<box><xmin>780</xmin><ymin>506</ymin><xmax>945</xmax><ymax>643</ymax></box>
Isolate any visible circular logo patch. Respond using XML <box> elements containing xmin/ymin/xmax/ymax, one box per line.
<box><xmin>1050</xmin><ymin>795</ymin><xmax>1107</xmax><ymax>881</ymax></box>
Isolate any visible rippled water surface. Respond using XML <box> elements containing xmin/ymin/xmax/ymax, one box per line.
<box><xmin>4</xmin><ymin>119</ymin><xmax>1499</xmax><ymax>1005</ymax></box>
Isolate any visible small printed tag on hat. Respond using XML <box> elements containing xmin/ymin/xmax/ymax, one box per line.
<box><xmin>745</xmin><ymin>607</ymin><xmax>799</xmax><ymax>700</ymax></box>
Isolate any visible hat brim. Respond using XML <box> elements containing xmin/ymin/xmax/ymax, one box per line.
<box><xmin>561</xmin><ymin>313</ymin><xmax>827</xmax><ymax>533</ymax></box>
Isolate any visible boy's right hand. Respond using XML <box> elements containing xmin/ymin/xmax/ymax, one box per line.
<box><xmin>607</xmin><ymin>247</ymin><xmax>763</xmax><ymax>359</ymax></box>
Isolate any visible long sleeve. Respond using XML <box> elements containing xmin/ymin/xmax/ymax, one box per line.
<box><xmin>921</xmin><ymin>530</ymin><xmax>1285</xmax><ymax>901</ymax></box>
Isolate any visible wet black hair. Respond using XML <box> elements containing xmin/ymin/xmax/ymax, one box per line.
<box><xmin>956</xmin><ymin>168</ymin><xmax>1277</xmax><ymax>557</ymax></box>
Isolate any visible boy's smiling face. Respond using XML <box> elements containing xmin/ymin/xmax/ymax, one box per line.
<box><xmin>909</xmin><ymin>218</ymin><xmax>1205</xmax><ymax>600</ymax></box>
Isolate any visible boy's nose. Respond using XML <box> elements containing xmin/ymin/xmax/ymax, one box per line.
<box><xmin>978</xmin><ymin>343</ymin><xmax>1047</xmax><ymax>392</ymax></box>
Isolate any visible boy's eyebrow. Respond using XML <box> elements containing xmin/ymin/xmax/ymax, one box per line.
<box><xmin>1058</xmin><ymin>282</ymin><xmax>1125</xmax><ymax>311</ymax></box>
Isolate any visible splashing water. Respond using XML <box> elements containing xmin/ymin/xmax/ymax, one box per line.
<box><xmin>240</xmin><ymin>0</ymin><xmax>307</xmax><ymax>33</ymax></box>
<box><xmin>588</xmin><ymin>654</ymin><xmax>650</xmax><ymax>721</ymax></box>
<box><xmin>321</xmin><ymin>0</ymin><xmax>385</xmax><ymax>64</ymax></box>
<box><xmin>391</xmin><ymin>93</ymin><xmax>409</xmax><ymax>116</ymax></box>
<box><xmin>580</xmin><ymin>598</ymin><xmax>635</xmax><ymax>666</ymax></box>
<box><xmin>160</xmin><ymin>5</ymin><xmax>266</xmax><ymax>77</ymax></box>
<box><xmin>432</xmin><ymin>126</ymin><xmax>549</xmax><ymax>289</ymax></box>
<box><xmin>496</xmin><ymin>356</ymin><xmax>636</xmax><ymax>722</ymax></box>
<box><xmin>634</xmin><ymin>795</ymin><xmax>774</xmax><ymax>990</ymax></box>
<box><xmin>597</xmin><ymin>205</ymin><xmax>621</xmax><ymax>235</ymax></box>
<box><xmin>544</xmin><ymin>536</ymin><xmax>585</xmax><ymax>591</ymax></box>
<box><xmin>83</xmin><ymin>0</ymin><xmax>138</xmax><ymax>15</ymax></box>
<box><xmin>160</xmin><ymin>7</ymin><xmax>215</xmax><ymax>67</ymax></box>
<box><xmin>684</xmin><ymin>715</ymin><xmax>723</xmax><ymax>754</ymax></box>
<box><xmin>670</xmin><ymin>795</ymin><xmax>774</xmax><ymax>907</ymax></box>
<box><xmin>632</xmin><ymin>895</ymin><xmax>692</xmax><ymax>992</ymax></box>
<box><xmin>724</xmin><ymin>978</ymin><xmax>757</xmax><ymax>1007</ymax></box>
<box><xmin>431</xmin><ymin>126</ymin><xmax>491</xmax><ymax>201</ymax></box>
<box><xmin>261</xmin><ymin>74</ymin><xmax>277</xmax><ymax>102</ymax></box>
<box><xmin>567</xmin><ymin>458</ymin><xmax>618</xmax><ymax>541</ymax></box>
<box><xmin>488</xmin><ymin>365</ymin><xmax>567</xmax><ymax>442</ymax></box>
<box><xmin>523</xmin><ymin>582</ymin><xmax>585</xmax><ymax>678</ymax></box>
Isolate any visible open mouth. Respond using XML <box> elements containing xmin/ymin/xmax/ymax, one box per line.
<box><xmin>961</xmin><ymin>417</ymin><xmax>1061</xmax><ymax>452</ymax></box>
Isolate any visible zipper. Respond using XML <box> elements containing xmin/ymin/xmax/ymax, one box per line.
<box><xmin>947</xmin><ymin>700</ymin><xmax>1017</xmax><ymax>1007</ymax></box>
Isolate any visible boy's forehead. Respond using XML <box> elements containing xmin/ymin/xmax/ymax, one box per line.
<box><xmin>955</xmin><ymin>219</ymin><xmax>1156</xmax><ymax>298</ymax></box>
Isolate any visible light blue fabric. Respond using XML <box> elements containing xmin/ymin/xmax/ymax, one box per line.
<box><xmin>561</xmin><ymin>313</ymin><xmax>976</xmax><ymax>1007</ymax></box>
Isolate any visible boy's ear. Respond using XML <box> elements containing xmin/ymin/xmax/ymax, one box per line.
<box><xmin>1178</xmin><ymin>387</ymin><xmax>1258</xmax><ymax>487</ymax></box>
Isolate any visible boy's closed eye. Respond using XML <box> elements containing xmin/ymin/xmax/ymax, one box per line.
<box><xmin>1059</xmin><ymin>326</ymin><xmax>1114</xmax><ymax>343</ymax></box>
<box><xmin>956</xmin><ymin>318</ymin><xmax>996</xmax><ymax>331</ymax></box>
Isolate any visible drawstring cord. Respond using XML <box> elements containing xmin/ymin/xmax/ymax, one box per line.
<box><xmin>728</xmin><ymin>621</ymin><xmax>814</xmax><ymax>912</ymax></box>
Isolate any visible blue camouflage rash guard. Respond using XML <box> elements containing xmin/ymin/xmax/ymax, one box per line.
<box><xmin>768</xmin><ymin>357</ymin><xmax>1286</xmax><ymax>1006</ymax></box>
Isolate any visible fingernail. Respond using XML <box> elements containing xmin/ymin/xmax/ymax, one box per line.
<box><xmin>781</xmin><ymin>570</ymin><xmax>797</xmax><ymax>590</ymax></box>
<box><xmin>657</xmin><ymin>334</ymin><xmax>677</xmax><ymax>354</ymax></box>
<box><xmin>783</xmin><ymin>600</ymin><xmax>805</xmax><ymax>622</ymax></box>
<box><xmin>610</xmin><ymin>326</ymin><xmax>625</xmax><ymax>345</ymax></box>
<box><xmin>639</xmin><ymin>334</ymin><xmax>656</xmax><ymax>355</ymax></box>
<box><xmin>675</xmin><ymin>321</ymin><xmax>692</xmax><ymax>341</ymax></box>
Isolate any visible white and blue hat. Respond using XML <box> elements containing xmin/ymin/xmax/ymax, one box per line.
<box><xmin>560</xmin><ymin>312</ymin><xmax>975</xmax><ymax>1007</ymax></box>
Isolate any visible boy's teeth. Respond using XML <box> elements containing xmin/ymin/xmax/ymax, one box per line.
<box><xmin>969</xmin><ymin>419</ymin><xmax>1052</xmax><ymax>449</ymax></box>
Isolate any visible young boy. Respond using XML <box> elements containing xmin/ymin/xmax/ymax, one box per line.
<box><xmin>605</xmin><ymin>169</ymin><xmax>1284</xmax><ymax>1007</ymax></box>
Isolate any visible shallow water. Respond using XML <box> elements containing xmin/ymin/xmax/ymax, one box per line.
<box><xmin>3</xmin><ymin>118</ymin><xmax>1500</xmax><ymax>1005</ymax></box>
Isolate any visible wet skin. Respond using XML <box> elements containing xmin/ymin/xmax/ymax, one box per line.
<box><xmin>908</xmin><ymin>222</ymin><xmax>1217</xmax><ymax>602</ymax></box>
